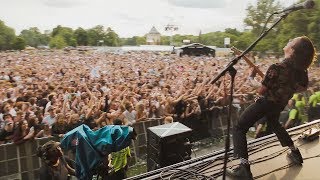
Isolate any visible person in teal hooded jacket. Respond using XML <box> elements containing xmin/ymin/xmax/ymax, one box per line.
<box><xmin>60</xmin><ymin>124</ymin><xmax>135</xmax><ymax>180</ymax></box>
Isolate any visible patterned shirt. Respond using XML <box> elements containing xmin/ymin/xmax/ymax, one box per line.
<box><xmin>261</xmin><ymin>60</ymin><xmax>308</xmax><ymax>106</ymax></box>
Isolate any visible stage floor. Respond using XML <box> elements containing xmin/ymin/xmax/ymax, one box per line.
<box><xmin>128</xmin><ymin>120</ymin><xmax>320</xmax><ymax>180</ymax></box>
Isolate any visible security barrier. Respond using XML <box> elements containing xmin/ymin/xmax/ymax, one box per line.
<box><xmin>0</xmin><ymin>137</ymin><xmax>59</xmax><ymax>180</ymax></box>
<box><xmin>0</xmin><ymin>120</ymin><xmax>164</xmax><ymax>180</ymax></box>
<box><xmin>0</xmin><ymin>108</ymin><xmax>247</xmax><ymax>179</ymax></box>
<box><xmin>131</xmin><ymin>118</ymin><xmax>163</xmax><ymax>161</ymax></box>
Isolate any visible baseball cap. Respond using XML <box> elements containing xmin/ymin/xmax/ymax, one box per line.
<box><xmin>41</xmin><ymin>140</ymin><xmax>60</xmax><ymax>151</ymax></box>
<box><xmin>37</xmin><ymin>140</ymin><xmax>61</xmax><ymax>159</ymax></box>
<box><xmin>37</xmin><ymin>140</ymin><xmax>60</xmax><ymax>163</ymax></box>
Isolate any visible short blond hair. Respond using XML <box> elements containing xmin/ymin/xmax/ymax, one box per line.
<box><xmin>164</xmin><ymin>116</ymin><xmax>173</xmax><ymax>124</ymax></box>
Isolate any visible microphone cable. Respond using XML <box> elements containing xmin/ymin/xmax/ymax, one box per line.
<box><xmin>158</xmin><ymin>131</ymin><xmax>306</xmax><ymax>179</ymax></box>
<box><xmin>254</xmin><ymin>153</ymin><xmax>320</xmax><ymax>179</ymax></box>
<box><xmin>260</xmin><ymin>12</ymin><xmax>277</xmax><ymax>36</ymax></box>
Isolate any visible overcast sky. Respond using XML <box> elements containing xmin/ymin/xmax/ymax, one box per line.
<box><xmin>0</xmin><ymin>0</ymin><xmax>296</xmax><ymax>37</ymax></box>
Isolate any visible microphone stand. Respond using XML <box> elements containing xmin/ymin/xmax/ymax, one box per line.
<box><xmin>209</xmin><ymin>12</ymin><xmax>290</xmax><ymax>180</ymax></box>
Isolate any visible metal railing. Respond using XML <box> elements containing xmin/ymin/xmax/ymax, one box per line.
<box><xmin>0</xmin><ymin>108</ymin><xmax>246</xmax><ymax>180</ymax></box>
<box><xmin>0</xmin><ymin>119</ymin><xmax>164</xmax><ymax>180</ymax></box>
<box><xmin>0</xmin><ymin>137</ymin><xmax>60</xmax><ymax>180</ymax></box>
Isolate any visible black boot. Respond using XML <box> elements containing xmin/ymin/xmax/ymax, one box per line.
<box><xmin>287</xmin><ymin>148</ymin><xmax>303</xmax><ymax>164</ymax></box>
<box><xmin>226</xmin><ymin>164</ymin><xmax>253</xmax><ymax>180</ymax></box>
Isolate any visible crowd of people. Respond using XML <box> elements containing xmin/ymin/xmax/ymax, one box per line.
<box><xmin>0</xmin><ymin>48</ymin><xmax>320</xmax><ymax>146</ymax></box>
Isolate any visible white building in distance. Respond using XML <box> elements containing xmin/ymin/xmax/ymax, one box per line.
<box><xmin>146</xmin><ymin>26</ymin><xmax>161</xmax><ymax>45</ymax></box>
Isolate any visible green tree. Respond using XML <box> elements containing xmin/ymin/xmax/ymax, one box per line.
<box><xmin>276</xmin><ymin>0</ymin><xmax>320</xmax><ymax>50</ymax></box>
<box><xmin>306</xmin><ymin>0</ymin><xmax>320</xmax><ymax>48</ymax></box>
<box><xmin>39</xmin><ymin>30</ymin><xmax>51</xmax><ymax>46</ymax></box>
<box><xmin>12</xmin><ymin>37</ymin><xmax>26</xmax><ymax>50</ymax></box>
<box><xmin>87</xmin><ymin>25</ymin><xmax>106</xmax><ymax>46</ymax></box>
<box><xmin>233</xmin><ymin>31</ymin><xmax>256</xmax><ymax>50</ymax></box>
<box><xmin>200</xmin><ymin>32</ymin><xmax>228</xmax><ymax>46</ymax></box>
<box><xmin>74</xmin><ymin>27</ymin><xmax>88</xmax><ymax>46</ymax></box>
<box><xmin>0</xmin><ymin>20</ymin><xmax>16</xmax><ymax>50</ymax></box>
<box><xmin>241</xmin><ymin>0</ymin><xmax>284</xmax><ymax>53</ymax></box>
<box><xmin>160</xmin><ymin>36</ymin><xmax>170</xmax><ymax>45</ymax></box>
<box><xmin>60</xmin><ymin>28</ymin><xmax>75</xmax><ymax>46</ymax></box>
<box><xmin>120</xmin><ymin>36</ymin><xmax>146</xmax><ymax>46</ymax></box>
<box><xmin>104</xmin><ymin>27</ymin><xmax>120</xmax><ymax>46</ymax></box>
<box><xmin>52</xmin><ymin>25</ymin><xmax>76</xmax><ymax>46</ymax></box>
<box><xmin>52</xmin><ymin>25</ymin><xmax>64</xmax><ymax>37</ymax></box>
<box><xmin>244</xmin><ymin>0</ymin><xmax>281</xmax><ymax>36</ymax></box>
<box><xmin>134</xmin><ymin>36</ymin><xmax>146</xmax><ymax>45</ymax></box>
<box><xmin>126</xmin><ymin>38</ymin><xmax>136</xmax><ymax>45</ymax></box>
<box><xmin>124</xmin><ymin>37</ymin><xmax>136</xmax><ymax>46</ymax></box>
<box><xmin>224</xmin><ymin>28</ymin><xmax>242</xmax><ymax>37</ymax></box>
<box><xmin>20</xmin><ymin>27</ymin><xmax>44</xmax><ymax>47</ymax></box>
<box><xmin>49</xmin><ymin>35</ymin><xmax>67</xmax><ymax>49</ymax></box>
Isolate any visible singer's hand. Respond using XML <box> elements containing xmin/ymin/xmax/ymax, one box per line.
<box><xmin>249</xmin><ymin>67</ymin><xmax>257</xmax><ymax>78</ymax></box>
<box><xmin>257</xmin><ymin>85</ymin><xmax>268</xmax><ymax>95</ymax></box>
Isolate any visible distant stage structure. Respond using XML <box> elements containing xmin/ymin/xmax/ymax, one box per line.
<box><xmin>175</xmin><ymin>43</ymin><xmax>216</xmax><ymax>57</ymax></box>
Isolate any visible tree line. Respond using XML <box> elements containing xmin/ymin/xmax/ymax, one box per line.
<box><xmin>1</xmin><ymin>0</ymin><xmax>319</xmax><ymax>53</ymax></box>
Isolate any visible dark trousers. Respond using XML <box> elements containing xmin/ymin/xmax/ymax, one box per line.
<box><xmin>108</xmin><ymin>168</ymin><xmax>126</xmax><ymax>180</ymax></box>
<box><xmin>233</xmin><ymin>97</ymin><xmax>294</xmax><ymax>159</ymax></box>
<box><xmin>308</xmin><ymin>106</ymin><xmax>320</xmax><ymax>122</ymax></box>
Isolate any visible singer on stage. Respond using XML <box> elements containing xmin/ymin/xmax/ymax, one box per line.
<box><xmin>227</xmin><ymin>36</ymin><xmax>315</xmax><ymax>179</ymax></box>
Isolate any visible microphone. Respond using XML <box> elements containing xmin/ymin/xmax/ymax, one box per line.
<box><xmin>275</xmin><ymin>0</ymin><xmax>315</xmax><ymax>14</ymax></box>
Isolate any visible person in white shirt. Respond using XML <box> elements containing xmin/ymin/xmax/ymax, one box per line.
<box><xmin>122</xmin><ymin>103</ymin><xmax>136</xmax><ymax>126</ymax></box>
<box><xmin>45</xmin><ymin>94</ymin><xmax>56</xmax><ymax>114</ymax></box>
<box><xmin>42</xmin><ymin>106</ymin><xmax>56</xmax><ymax>127</ymax></box>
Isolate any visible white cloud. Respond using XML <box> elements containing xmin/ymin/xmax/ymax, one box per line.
<box><xmin>168</xmin><ymin>0</ymin><xmax>227</xmax><ymax>9</ymax></box>
<box><xmin>42</xmin><ymin>0</ymin><xmax>87</xmax><ymax>8</ymax></box>
<box><xmin>0</xmin><ymin>0</ymin><xmax>293</xmax><ymax>37</ymax></box>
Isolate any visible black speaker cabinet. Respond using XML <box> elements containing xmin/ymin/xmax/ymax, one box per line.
<box><xmin>147</xmin><ymin>122</ymin><xmax>192</xmax><ymax>171</ymax></box>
